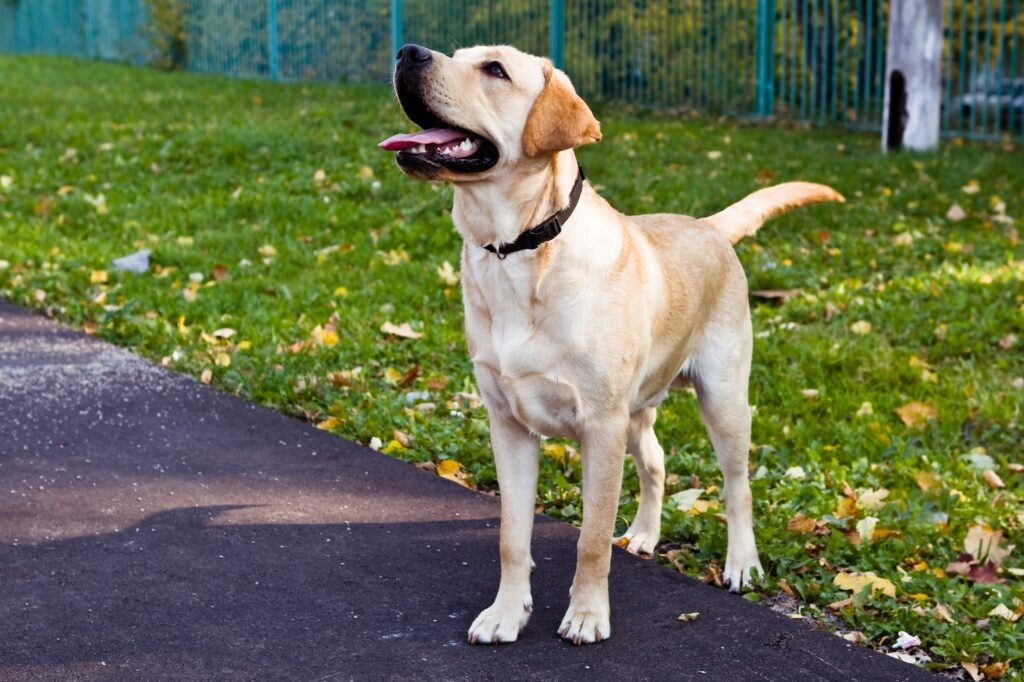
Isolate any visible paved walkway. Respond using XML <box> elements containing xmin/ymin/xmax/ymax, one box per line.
<box><xmin>0</xmin><ymin>300</ymin><xmax>928</xmax><ymax>681</ymax></box>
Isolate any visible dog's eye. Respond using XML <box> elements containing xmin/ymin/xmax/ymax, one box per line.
<box><xmin>482</xmin><ymin>61</ymin><xmax>509</xmax><ymax>80</ymax></box>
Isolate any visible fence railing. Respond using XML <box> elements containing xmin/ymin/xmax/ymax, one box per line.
<box><xmin>1</xmin><ymin>0</ymin><xmax>1021</xmax><ymax>141</ymax></box>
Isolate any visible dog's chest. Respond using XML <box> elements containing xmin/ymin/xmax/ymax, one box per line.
<box><xmin>463</xmin><ymin>263</ymin><xmax>585</xmax><ymax>439</ymax></box>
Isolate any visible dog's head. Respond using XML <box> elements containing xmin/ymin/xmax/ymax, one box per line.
<box><xmin>379</xmin><ymin>44</ymin><xmax>601</xmax><ymax>182</ymax></box>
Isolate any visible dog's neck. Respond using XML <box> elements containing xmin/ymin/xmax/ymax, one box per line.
<box><xmin>451</xmin><ymin>150</ymin><xmax>580</xmax><ymax>251</ymax></box>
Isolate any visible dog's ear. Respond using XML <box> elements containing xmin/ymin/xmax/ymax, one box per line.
<box><xmin>522</xmin><ymin>61</ymin><xmax>602</xmax><ymax>157</ymax></box>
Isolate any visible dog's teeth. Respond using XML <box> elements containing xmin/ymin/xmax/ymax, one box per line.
<box><xmin>460</xmin><ymin>138</ymin><xmax>473</xmax><ymax>150</ymax></box>
<box><xmin>410</xmin><ymin>144</ymin><xmax>426</xmax><ymax>154</ymax></box>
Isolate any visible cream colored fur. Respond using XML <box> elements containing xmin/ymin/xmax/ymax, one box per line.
<box><xmin>389</xmin><ymin>45</ymin><xmax>844</xmax><ymax>646</ymax></box>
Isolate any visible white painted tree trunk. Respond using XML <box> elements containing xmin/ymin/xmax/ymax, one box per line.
<box><xmin>882</xmin><ymin>0</ymin><xmax>943</xmax><ymax>151</ymax></box>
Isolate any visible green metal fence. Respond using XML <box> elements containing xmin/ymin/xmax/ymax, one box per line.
<box><xmin>2</xmin><ymin>1</ymin><xmax>1022</xmax><ymax>141</ymax></box>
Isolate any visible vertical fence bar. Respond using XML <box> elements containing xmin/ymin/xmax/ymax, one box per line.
<box><xmin>390</xmin><ymin>0</ymin><xmax>402</xmax><ymax>71</ymax></box>
<box><xmin>550</xmin><ymin>0</ymin><xmax>564</xmax><ymax>68</ymax></box>
<box><xmin>267</xmin><ymin>0</ymin><xmax>280</xmax><ymax>80</ymax></box>
<box><xmin>756</xmin><ymin>0</ymin><xmax>775</xmax><ymax>115</ymax></box>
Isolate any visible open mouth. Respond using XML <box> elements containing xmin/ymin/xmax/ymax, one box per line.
<box><xmin>379</xmin><ymin>113</ymin><xmax>498</xmax><ymax>175</ymax></box>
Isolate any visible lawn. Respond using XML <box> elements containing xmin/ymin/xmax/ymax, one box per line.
<box><xmin>1</xmin><ymin>55</ymin><xmax>1021</xmax><ymax>677</ymax></box>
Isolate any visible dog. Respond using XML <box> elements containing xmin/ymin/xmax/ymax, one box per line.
<box><xmin>379</xmin><ymin>44</ymin><xmax>843</xmax><ymax>645</ymax></box>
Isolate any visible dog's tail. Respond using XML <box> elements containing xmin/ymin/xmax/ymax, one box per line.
<box><xmin>703</xmin><ymin>182</ymin><xmax>845</xmax><ymax>245</ymax></box>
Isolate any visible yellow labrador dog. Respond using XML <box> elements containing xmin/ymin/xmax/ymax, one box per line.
<box><xmin>379</xmin><ymin>44</ymin><xmax>843</xmax><ymax>645</ymax></box>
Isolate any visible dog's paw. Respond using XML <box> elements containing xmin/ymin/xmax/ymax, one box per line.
<box><xmin>723</xmin><ymin>552</ymin><xmax>763</xmax><ymax>592</ymax></box>
<box><xmin>557</xmin><ymin>601</ymin><xmax>610</xmax><ymax>645</ymax></box>
<box><xmin>467</xmin><ymin>595</ymin><xmax>532</xmax><ymax>644</ymax></box>
<box><xmin>614</xmin><ymin>525</ymin><xmax>659</xmax><ymax>556</ymax></box>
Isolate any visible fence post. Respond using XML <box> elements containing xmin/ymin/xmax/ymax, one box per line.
<box><xmin>83</xmin><ymin>0</ymin><xmax>95</xmax><ymax>57</ymax></box>
<box><xmin>267</xmin><ymin>0</ymin><xmax>280</xmax><ymax>80</ymax></box>
<box><xmin>550</xmin><ymin>0</ymin><xmax>564</xmax><ymax>69</ymax></box>
<box><xmin>391</xmin><ymin>0</ymin><xmax>403</xmax><ymax>73</ymax></box>
<box><xmin>755</xmin><ymin>0</ymin><xmax>775</xmax><ymax>116</ymax></box>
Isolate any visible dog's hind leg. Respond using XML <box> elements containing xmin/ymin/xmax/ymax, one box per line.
<box><xmin>468</xmin><ymin>414</ymin><xmax>539</xmax><ymax>644</ymax></box>
<box><xmin>693</xmin><ymin>322</ymin><xmax>763</xmax><ymax>592</ymax></box>
<box><xmin>614</xmin><ymin>407</ymin><xmax>665</xmax><ymax>555</ymax></box>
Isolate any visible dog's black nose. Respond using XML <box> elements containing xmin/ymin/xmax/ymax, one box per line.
<box><xmin>396</xmin><ymin>43</ymin><xmax>432</xmax><ymax>65</ymax></box>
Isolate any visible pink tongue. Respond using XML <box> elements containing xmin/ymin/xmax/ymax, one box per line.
<box><xmin>378</xmin><ymin>127</ymin><xmax>467</xmax><ymax>151</ymax></box>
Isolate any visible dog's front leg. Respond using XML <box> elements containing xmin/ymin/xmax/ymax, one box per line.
<box><xmin>468</xmin><ymin>414</ymin><xmax>539</xmax><ymax>644</ymax></box>
<box><xmin>559</xmin><ymin>416</ymin><xmax>629</xmax><ymax>645</ymax></box>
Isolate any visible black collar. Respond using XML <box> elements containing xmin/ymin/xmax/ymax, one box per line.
<box><xmin>483</xmin><ymin>165</ymin><xmax>585</xmax><ymax>259</ymax></box>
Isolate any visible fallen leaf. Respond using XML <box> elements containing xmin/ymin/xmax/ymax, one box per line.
<box><xmin>988</xmin><ymin>603</ymin><xmax>1019</xmax><ymax>622</ymax></box>
<box><xmin>317</xmin><ymin>416</ymin><xmax>343</xmax><ymax>431</ymax></box>
<box><xmin>801</xmin><ymin>388</ymin><xmax>820</xmax><ymax>399</ymax></box>
<box><xmin>200</xmin><ymin>368</ymin><xmax>212</xmax><ymax>384</ymax></box>
<box><xmin>676</xmin><ymin>612</ymin><xmax>700</xmax><ymax>622</ymax></box>
<box><xmin>946</xmin><ymin>203</ymin><xmax>967</xmax><ymax>221</ymax></box>
<box><xmin>832</xmin><ymin>571</ymin><xmax>896</xmax><ymax>598</ymax></box>
<box><xmin>90</xmin><ymin>270</ymin><xmax>108</xmax><ymax>284</ymax></box>
<box><xmin>834</xmin><ymin>497</ymin><xmax>857</xmax><ymax>518</ymax></box>
<box><xmin>856</xmin><ymin>401</ymin><xmax>874</xmax><ymax>417</ymax></box>
<box><xmin>964</xmin><ymin>525</ymin><xmax>1014</xmax><ymax>565</ymax></box>
<box><xmin>886</xmin><ymin>652</ymin><xmax>917</xmax><ymax>665</ymax></box>
<box><xmin>999</xmin><ymin>334</ymin><xmax>1018</xmax><ymax>350</ymax></box>
<box><xmin>381</xmin><ymin>321</ymin><xmax>423</xmax><ymax>339</ymax></box>
<box><xmin>839</xmin><ymin>630</ymin><xmax>867</xmax><ymax>644</ymax></box>
<box><xmin>857</xmin><ymin>488</ymin><xmax>889</xmax><ymax>510</ymax></box>
<box><xmin>856</xmin><ymin>516</ymin><xmax>879</xmax><ymax>543</ymax></box>
<box><xmin>968</xmin><ymin>562</ymin><xmax>1002</xmax><ymax>584</ymax></box>
<box><xmin>787</xmin><ymin>513</ymin><xmax>817</xmax><ymax>533</ymax></box>
<box><xmin>784</xmin><ymin>466</ymin><xmax>806</xmax><ymax>479</ymax></box>
<box><xmin>981</xmin><ymin>661</ymin><xmax>1010</xmax><ymax>679</ymax></box>
<box><xmin>212</xmin><ymin>264</ymin><xmax>229</xmax><ymax>281</ymax></box>
<box><xmin>983</xmin><ymin>469</ymin><xmax>1005</xmax><ymax>488</ymax></box>
<box><xmin>214</xmin><ymin>352</ymin><xmax>231</xmax><ymax>367</ymax></box>
<box><xmin>894</xmin><ymin>631</ymin><xmax>920</xmax><ymax>649</ymax></box>
<box><xmin>850</xmin><ymin>320</ymin><xmax>872</xmax><ymax>335</ymax></box>
<box><xmin>670</xmin><ymin>488</ymin><xmax>704</xmax><ymax>512</ymax></box>
<box><xmin>437</xmin><ymin>459</ymin><xmax>471</xmax><ymax>488</ymax></box>
<box><xmin>962</xmin><ymin>662</ymin><xmax>983</xmax><ymax>682</ymax></box>
<box><xmin>913</xmin><ymin>471</ymin><xmax>939</xmax><ymax>493</ymax></box>
<box><xmin>436</xmin><ymin>260</ymin><xmax>459</xmax><ymax>286</ymax></box>
<box><xmin>258</xmin><ymin>244</ymin><xmax>277</xmax><ymax>257</ymax></box>
<box><xmin>358</xmin><ymin>165</ymin><xmax>374</xmax><ymax>178</ymax></box>
<box><xmin>961</xmin><ymin>179</ymin><xmax>981</xmax><ymax>194</ymax></box>
<box><xmin>212</xmin><ymin>328</ymin><xmax>235</xmax><ymax>339</ymax></box>
<box><xmin>895</xmin><ymin>401</ymin><xmax>937</xmax><ymax>430</ymax></box>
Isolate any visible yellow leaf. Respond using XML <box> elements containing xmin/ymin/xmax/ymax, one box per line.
<box><xmin>436</xmin><ymin>260</ymin><xmax>459</xmax><ymax>286</ymax></box>
<box><xmin>177</xmin><ymin>315</ymin><xmax>188</xmax><ymax>333</ymax></box>
<box><xmin>832</xmin><ymin>571</ymin><xmax>896</xmax><ymax>598</ymax></box>
<box><xmin>311</xmin><ymin>325</ymin><xmax>339</xmax><ymax>347</ymax></box>
<box><xmin>333</xmin><ymin>286</ymin><xmax>349</xmax><ymax>297</ymax></box>
<box><xmin>381</xmin><ymin>439</ymin><xmax>406</xmax><ymax>454</ymax></box>
<box><xmin>383</xmin><ymin>367</ymin><xmax>403</xmax><ymax>385</ymax></box>
<box><xmin>961</xmin><ymin>179</ymin><xmax>980</xmax><ymax>194</ymax></box>
<box><xmin>215</xmin><ymin>352</ymin><xmax>231</xmax><ymax>367</ymax></box>
<box><xmin>437</xmin><ymin>460</ymin><xmax>461</xmax><ymax>476</ymax></box>
<box><xmin>543</xmin><ymin>442</ymin><xmax>567</xmax><ymax>460</ymax></box>
<box><xmin>895</xmin><ymin>401</ymin><xmax>937</xmax><ymax>430</ymax></box>
<box><xmin>258</xmin><ymin>244</ymin><xmax>277</xmax><ymax>257</ymax></box>
<box><xmin>379</xmin><ymin>249</ymin><xmax>410</xmax><ymax>266</ymax></box>
<box><xmin>856</xmin><ymin>401</ymin><xmax>874</xmax><ymax>417</ymax></box>
<box><xmin>90</xmin><ymin>270</ymin><xmax>108</xmax><ymax>284</ymax></box>
<box><xmin>834</xmin><ymin>497</ymin><xmax>857</xmax><ymax>518</ymax></box>
<box><xmin>236</xmin><ymin>340</ymin><xmax>252</xmax><ymax>350</ymax></box>
<box><xmin>913</xmin><ymin>471</ymin><xmax>939</xmax><ymax>493</ymax></box>
<box><xmin>317</xmin><ymin>416</ymin><xmax>343</xmax><ymax>431</ymax></box>
<box><xmin>358</xmin><ymin>165</ymin><xmax>374</xmax><ymax>178</ymax></box>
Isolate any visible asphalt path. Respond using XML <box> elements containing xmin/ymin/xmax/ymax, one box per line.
<box><xmin>0</xmin><ymin>300</ymin><xmax>930</xmax><ymax>681</ymax></box>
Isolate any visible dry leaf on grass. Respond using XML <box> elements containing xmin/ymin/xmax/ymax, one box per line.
<box><xmin>832</xmin><ymin>571</ymin><xmax>896</xmax><ymax>598</ymax></box>
<box><xmin>381</xmin><ymin>321</ymin><xmax>423</xmax><ymax>339</ymax></box>
<box><xmin>895</xmin><ymin>401</ymin><xmax>937</xmax><ymax>430</ymax></box>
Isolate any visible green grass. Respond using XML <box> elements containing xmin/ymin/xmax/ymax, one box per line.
<box><xmin>1</xmin><ymin>55</ymin><xmax>1022</xmax><ymax>677</ymax></box>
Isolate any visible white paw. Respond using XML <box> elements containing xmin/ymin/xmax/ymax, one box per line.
<box><xmin>557</xmin><ymin>601</ymin><xmax>610</xmax><ymax>645</ymax></box>
<box><xmin>467</xmin><ymin>595</ymin><xmax>532</xmax><ymax>644</ymax></box>
<box><xmin>723</xmin><ymin>552</ymin><xmax>763</xmax><ymax>592</ymax></box>
<box><xmin>614</xmin><ymin>524</ymin><xmax>659</xmax><ymax>555</ymax></box>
